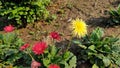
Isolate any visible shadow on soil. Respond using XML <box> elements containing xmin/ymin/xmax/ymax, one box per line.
<box><xmin>86</xmin><ymin>17</ymin><xmax>110</xmax><ymax>28</ymax></box>
<box><xmin>111</xmin><ymin>0</ymin><xmax>120</xmax><ymax>7</ymax></box>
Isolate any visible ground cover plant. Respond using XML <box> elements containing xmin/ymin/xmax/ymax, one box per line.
<box><xmin>0</xmin><ymin>0</ymin><xmax>50</xmax><ymax>27</ymax></box>
<box><xmin>0</xmin><ymin>25</ymin><xmax>25</xmax><ymax>67</ymax></box>
<box><xmin>73</xmin><ymin>27</ymin><xmax>120</xmax><ymax>68</ymax></box>
<box><xmin>109</xmin><ymin>4</ymin><xmax>120</xmax><ymax>26</ymax></box>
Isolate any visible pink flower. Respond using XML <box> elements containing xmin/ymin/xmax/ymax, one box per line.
<box><xmin>32</xmin><ymin>42</ymin><xmax>47</xmax><ymax>55</ymax></box>
<box><xmin>4</xmin><ymin>25</ymin><xmax>14</xmax><ymax>32</ymax></box>
<box><xmin>50</xmin><ymin>32</ymin><xmax>60</xmax><ymax>40</ymax></box>
<box><xmin>20</xmin><ymin>44</ymin><xmax>30</xmax><ymax>51</ymax></box>
<box><xmin>49</xmin><ymin>64</ymin><xmax>60</xmax><ymax>68</ymax></box>
<box><xmin>31</xmin><ymin>60</ymin><xmax>41</xmax><ymax>68</ymax></box>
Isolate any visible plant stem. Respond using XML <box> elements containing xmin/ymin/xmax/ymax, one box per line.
<box><xmin>28</xmin><ymin>52</ymin><xmax>34</xmax><ymax>61</ymax></box>
<box><xmin>26</xmin><ymin>49</ymin><xmax>35</xmax><ymax>61</ymax></box>
<box><xmin>52</xmin><ymin>38</ymin><xmax>55</xmax><ymax>46</ymax></box>
<box><xmin>42</xmin><ymin>54</ymin><xmax>44</xmax><ymax>58</ymax></box>
<box><xmin>66</xmin><ymin>36</ymin><xmax>73</xmax><ymax>51</ymax></box>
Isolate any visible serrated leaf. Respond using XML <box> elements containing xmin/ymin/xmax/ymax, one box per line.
<box><xmin>43</xmin><ymin>58</ymin><xmax>50</xmax><ymax>67</ymax></box>
<box><xmin>63</xmin><ymin>51</ymin><xmax>70</xmax><ymax>61</ymax></box>
<box><xmin>90</xmin><ymin>28</ymin><xmax>104</xmax><ymax>41</ymax></box>
<box><xmin>68</xmin><ymin>56</ymin><xmax>76</xmax><ymax>68</ymax></box>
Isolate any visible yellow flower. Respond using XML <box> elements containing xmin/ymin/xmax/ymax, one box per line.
<box><xmin>71</xmin><ymin>18</ymin><xmax>87</xmax><ymax>38</ymax></box>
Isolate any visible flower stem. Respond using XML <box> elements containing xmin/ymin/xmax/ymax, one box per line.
<box><xmin>26</xmin><ymin>49</ymin><xmax>35</xmax><ymax>61</ymax></box>
<box><xmin>42</xmin><ymin>54</ymin><xmax>44</xmax><ymax>59</ymax></box>
<box><xmin>66</xmin><ymin>36</ymin><xmax>73</xmax><ymax>51</ymax></box>
<box><xmin>28</xmin><ymin>52</ymin><xmax>34</xmax><ymax>61</ymax></box>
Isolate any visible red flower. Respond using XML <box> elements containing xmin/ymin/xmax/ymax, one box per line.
<box><xmin>32</xmin><ymin>42</ymin><xmax>47</xmax><ymax>55</ymax></box>
<box><xmin>4</xmin><ymin>25</ymin><xmax>14</xmax><ymax>32</ymax></box>
<box><xmin>31</xmin><ymin>60</ymin><xmax>41</xmax><ymax>68</ymax></box>
<box><xmin>49</xmin><ymin>64</ymin><xmax>60</xmax><ymax>68</ymax></box>
<box><xmin>20</xmin><ymin>44</ymin><xmax>30</xmax><ymax>51</ymax></box>
<box><xmin>50</xmin><ymin>32</ymin><xmax>60</xmax><ymax>40</ymax></box>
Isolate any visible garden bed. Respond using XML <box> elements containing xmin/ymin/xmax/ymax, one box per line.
<box><xmin>19</xmin><ymin>0</ymin><xmax>120</xmax><ymax>67</ymax></box>
<box><xmin>0</xmin><ymin>0</ymin><xmax>120</xmax><ymax>68</ymax></box>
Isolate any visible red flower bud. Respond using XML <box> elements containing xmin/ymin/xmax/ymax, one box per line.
<box><xmin>50</xmin><ymin>32</ymin><xmax>60</xmax><ymax>40</ymax></box>
<box><xmin>20</xmin><ymin>44</ymin><xmax>30</xmax><ymax>51</ymax></box>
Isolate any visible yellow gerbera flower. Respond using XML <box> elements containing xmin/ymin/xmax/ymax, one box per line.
<box><xmin>71</xmin><ymin>18</ymin><xmax>87</xmax><ymax>38</ymax></box>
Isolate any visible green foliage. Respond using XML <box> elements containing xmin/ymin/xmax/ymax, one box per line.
<box><xmin>35</xmin><ymin>45</ymin><xmax>77</xmax><ymax>68</ymax></box>
<box><xmin>0</xmin><ymin>32</ymin><xmax>24</xmax><ymax>67</ymax></box>
<box><xmin>109</xmin><ymin>4</ymin><xmax>120</xmax><ymax>25</ymax></box>
<box><xmin>0</xmin><ymin>0</ymin><xmax>50</xmax><ymax>27</ymax></box>
<box><xmin>73</xmin><ymin>27</ymin><xmax>120</xmax><ymax>68</ymax></box>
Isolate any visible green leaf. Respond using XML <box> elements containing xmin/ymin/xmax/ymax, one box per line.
<box><xmin>64</xmin><ymin>62</ymin><xmax>69</xmax><ymax>68</ymax></box>
<box><xmin>50</xmin><ymin>45</ymin><xmax>57</xmax><ymax>57</ymax></box>
<box><xmin>88</xmin><ymin>52</ymin><xmax>96</xmax><ymax>56</ymax></box>
<box><xmin>29</xmin><ymin>11</ymin><xmax>34</xmax><ymax>15</ymax></box>
<box><xmin>19</xmin><ymin>12</ymin><xmax>24</xmax><ymax>15</ymax></box>
<box><xmin>92</xmin><ymin>64</ymin><xmax>99</xmax><ymax>68</ymax></box>
<box><xmin>90</xmin><ymin>28</ymin><xmax>104</xmax><ymax>41</ymax></box>
<box><xmin>68</xmin><ymin>56</ymin><xmax>76</xmax><ymax>68</ymax></box>
<box><xmin>63</xmin><ymin>51</ymin><xmax>70</xmax><ymax>60</ymax></box>
<box><xmin>115</xmin><ymin>58</ymin><xmax>120</xmax><ymax>65</ymax></box>
<box><xmin>95</xmin><ymin>54</ymin><xmax>104</xmax><ymax>59</ymax></box>
<box><xmin>78</xmin><ymin>44</ymin><xmax>87</xmax><ymax>49</ymax></box>
<box><xmin>73</xmin><ymin>40</ymin><xmax>81</xmax><ymax>44</ymax></box>
<box><xmin>0</xmin><ymin>34</ymin><xmax>3</xmax><ymax>39</ymax></box>
<box><xmin>88</xmin><ymin>45</ymin><xmax>95</xmax><ymax>51</ymax></box>
<box><xmin>73</xmin><ymin>40</ymin><xmax>87</xmax><ymax>49</ymax></box>
<box><xmin>43</xmin><ymin>58</ymin><xmax>50</xmax><ymax>67</ymax></box>
<box><xmin>117</xmin><ymin>4</ymin><xmax>120</xmax><ymax>14</ymax></box>
<box><xmin>0</xmin><ymin>40</ymin><xmax>2</xmax><ymax>45</ymax></box>
<box><xmin>27</xmin><ymin>19</ymin><xmax>31</xmax><ymax>23</ymax></box>
<box><xmin>0</xmin><ymin>1</ymin><xmax>2</xmax><ymax>5</ymax></box>
<box><xmin>103</xmin><ymin>57</ymin><xmax>111</xmax><ymax>67</ymax></box>
<box><xmin>32</xmin><ymin>1</ymin><xmax>42</xmax><ymax>7</ymax></box>
<box><xmin>25</xmin><ymin>7</ymin><xmax>30</xmax><ymax>11</ymax></box>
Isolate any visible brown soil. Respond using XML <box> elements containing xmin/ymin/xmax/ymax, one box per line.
<box><xmin>1</xmin><ymin>0</ymin><xmax>120</xmax><ymax>68</ymax></box>
<box><xmin>18</xmin><ymin>0</ymin><xmax>120</xmax><ymax>45</ymax></box>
